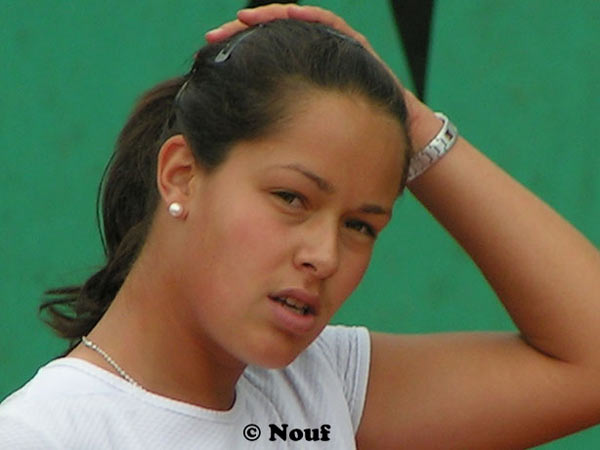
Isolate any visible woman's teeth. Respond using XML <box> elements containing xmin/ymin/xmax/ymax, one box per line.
<box><xmin>273</xmin><ymin>296</ymin><xmax>311</xmax><ymax>315</ymax></box>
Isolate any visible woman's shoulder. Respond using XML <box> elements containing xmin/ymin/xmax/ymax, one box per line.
<box><xmin>245</xmin><ymin>324</ymin><xmax>370</xmax><ymax>381</ymax></box>
<box><xmin>2</xmin><ymin>357</ymin><xmax>130</xmax><ymax>405</ymax></box>
<box><xmin>0</xmin><ymin>358</ymin><xmax>115</xmax><ymax>446</ymax></box>
<box><xmin>300</xmin><ymin>324</ymin><xmax>371</xmax><ymax>376</ymax></box>
<box><xmin>0</xmin><ymin>358</ymin><xmax>218</xmax><ymax>448</ymax></box>
<box><xmin>0</xmin><ymin>358</ymin><xmax>140</xmax><ymax>431</ymax></box>
<box><xmin>241</xmin><ymin>324</ymin><xmax>371</xmax><ymax>433</ymax></box>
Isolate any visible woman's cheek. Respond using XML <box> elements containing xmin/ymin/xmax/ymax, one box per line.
<box><xmin>225</xmin><ymin>204</ymin><xmax>292</xmax><ymax>264</ymax></box>
<box><xmin>329</xmin><ymin>250</ymin><xmax>372</xmax><ymax>310</ymax></box>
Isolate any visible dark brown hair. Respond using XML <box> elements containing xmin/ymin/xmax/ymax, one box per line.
<box><xmin>40</xmin><ymin>19</ymin><xmax>410</xmax><ymax>349</ymax></box>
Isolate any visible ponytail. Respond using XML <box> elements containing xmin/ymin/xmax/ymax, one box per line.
<box><xmin>40</xmin><ymin>78</ymin><xmax>185</xmax><ymax>345</ymax></box>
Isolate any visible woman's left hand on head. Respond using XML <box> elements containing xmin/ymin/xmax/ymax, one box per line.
<box><xmin>206</xmin><ymin>4</ymin><xmax>374</xmax><ymax>53</ymax></box>
<box><xmin>205</xmin><ymin>4</ymin><xmax>437</xmax><ymax>149</ymax></box>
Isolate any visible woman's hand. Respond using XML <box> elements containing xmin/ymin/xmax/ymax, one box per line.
<box><xmin>205</xmin><ymin>4</ymin><xmax>441</xmax><ymax>152</ymax></box>
<box><xmin>206</xmin><ymin>4</ymin><xmax>373</xmax><ymax>52</ymax></box>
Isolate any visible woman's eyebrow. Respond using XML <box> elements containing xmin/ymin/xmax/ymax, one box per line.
<box><xmin>277</xmin><ymin>163</ymin><xmax>335</xmax><ymax>193</ymax></box>
<box><xmin>275</xmin><ymin>163</ymin><xmax>392</xmax><ymax>216</ymax></box>
<box><xmin>360</xmin><ymin>204</ymin><xmax>391</xmax><ymax>216</ymax></box>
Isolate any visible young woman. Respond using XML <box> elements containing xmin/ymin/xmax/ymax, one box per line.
<box><xmin>1</xmin><ymin>5</ymin><xmax>599</xmax><ymax>449</ymax></box>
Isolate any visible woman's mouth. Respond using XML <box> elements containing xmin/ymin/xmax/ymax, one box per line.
<box><xmin>268</xmin><ymin>290</ymin><xmax>319</xmax><ymax>335</ymax></box>
<box><xmin>270</xmin><ymin>296</ymin><xmax>313</xmax><ymax>315</ymax></box>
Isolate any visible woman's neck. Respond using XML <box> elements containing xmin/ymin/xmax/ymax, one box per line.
<box><xmin>70</xmin><ymin>254</ymin><xmax>245</xmax><ymax>411</ymax></box>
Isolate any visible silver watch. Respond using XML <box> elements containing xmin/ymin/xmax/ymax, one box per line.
<box><xmin>407</xmin><ymin>112</ymin><xmax>458</xmax><ymax>183</ymax></box>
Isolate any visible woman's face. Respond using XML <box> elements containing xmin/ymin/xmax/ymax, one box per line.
<box><xmin>174</xmin><ymin>90</ymin><xmax>407</xmax><ymax>368</ymax></box>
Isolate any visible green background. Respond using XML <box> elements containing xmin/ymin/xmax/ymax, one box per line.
<box><xmin>1</xmin><ymin>1</ymin><xmax>599</xmax><ymax>448</ymax></box>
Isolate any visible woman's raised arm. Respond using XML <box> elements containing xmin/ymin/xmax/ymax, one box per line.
<box><xmin>359</xmin><ymin>103</ymin><xmax>600</xmax><ymax>448</ymax></box>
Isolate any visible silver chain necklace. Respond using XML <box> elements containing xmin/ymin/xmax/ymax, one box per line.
<box><xmin>81</xmin><ymin>336</ymin><xmax>143</xmax><ymax>389</ymax></box>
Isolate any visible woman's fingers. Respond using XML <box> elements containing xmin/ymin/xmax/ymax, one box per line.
<box><xmin>208</xmin><ymin>4</ymin><xmax>372</xmax><ymax>51</ymax></box>
<box><xmin>207</xmin><ymin>4</ymin><xmax>296</xmax><ymax>42</ymax></box>
<box><xmin>204</xmin><ymin>4</ymin><xmax>422</xmax><ymax>145</ymax></box>
<box><xmin>205</xmin><ymin>5</ymin><xmax>410</xmax><ymax>87</ymax></box>
<box><xmin>237</xmin><ymin>4</ymin><xmax>372</xmax><ymax>50</ymax></box>
<box><xmin>286</xmin><ymin>5</ymin><xmax>373</xmax><ymax>52</ymax></box>
<box><xmin>205</xmin><ymin>19</ymin><xmax>249</xmax><ymax>43</ymax></box>
<box><xmin>237</xmin><ymin>3</ymin><xmax>298</xmax><ymax>24</ymax></box>
<box><xmin>205</xmin><ymin>4</ymin><xmax>409</xmax><ymax>93</ymax></box>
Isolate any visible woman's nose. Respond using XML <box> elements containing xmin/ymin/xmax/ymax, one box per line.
<box><xmin>293</xmin><ymin>218</ymin><xmax>340</xmax><ymax>279</ymax></box>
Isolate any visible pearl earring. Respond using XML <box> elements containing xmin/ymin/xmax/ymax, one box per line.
<box><xmin>168</xmin><ymin>202</ymin><xmax>184</xmax><ymax>218</ymax></box>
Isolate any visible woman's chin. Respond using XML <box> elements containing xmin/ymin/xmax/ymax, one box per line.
<box><xmin>232</xmin><ymin>324</ymin><xmax>324</xmax><ymax>369</ymax></box>
<box><xmin>239</xmin><ymin>336</ymin><xmax>311</xmax><ymax>369</ymax></box>
<box><xmin>243</xmin><ymin>346</ymin><xmax>303</xmax><ymax>369</ymax></box>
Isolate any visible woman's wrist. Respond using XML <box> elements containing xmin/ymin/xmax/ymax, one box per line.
<box><xmin>406</xmin><ymin>113</ymin><xmax>458</xmax><ymax>183</ymax></box>
<box><xmin>403</xmin><ymin>90</ymin><xmax>443</xmax><ymax>153</ymax></box>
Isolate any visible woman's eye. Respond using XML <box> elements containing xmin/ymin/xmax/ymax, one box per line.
<box><xmin>345</xmin><ymin>219</ymin><xmax>377</xmax><ymax>238</ymax></box>
<box><xmin>273</xmin><ymin>191</ymin><xmax>305</xmax><ymax>208</ymax></box>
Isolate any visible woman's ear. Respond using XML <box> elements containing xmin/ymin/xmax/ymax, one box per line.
<box><xmin>156</xmin><ymin>135</ymin><xmax>199</xmax><ymax>218</ymax></box>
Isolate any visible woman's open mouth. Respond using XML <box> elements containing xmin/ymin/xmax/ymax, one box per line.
<box><xmin>270</xmin><ymin>296</ymin><xmax>313</xmax><ymax>316</ymax></box>
<box><xmin>268</xmin><ymin>290</ymin><xmax>319</xmax><ymax>334</ymax></box>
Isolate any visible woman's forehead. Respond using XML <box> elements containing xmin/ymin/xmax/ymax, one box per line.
<box><xmin>227</xmin><ymin>90</ymin><xmax>407</xmax><ymax>202</ymax></box>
